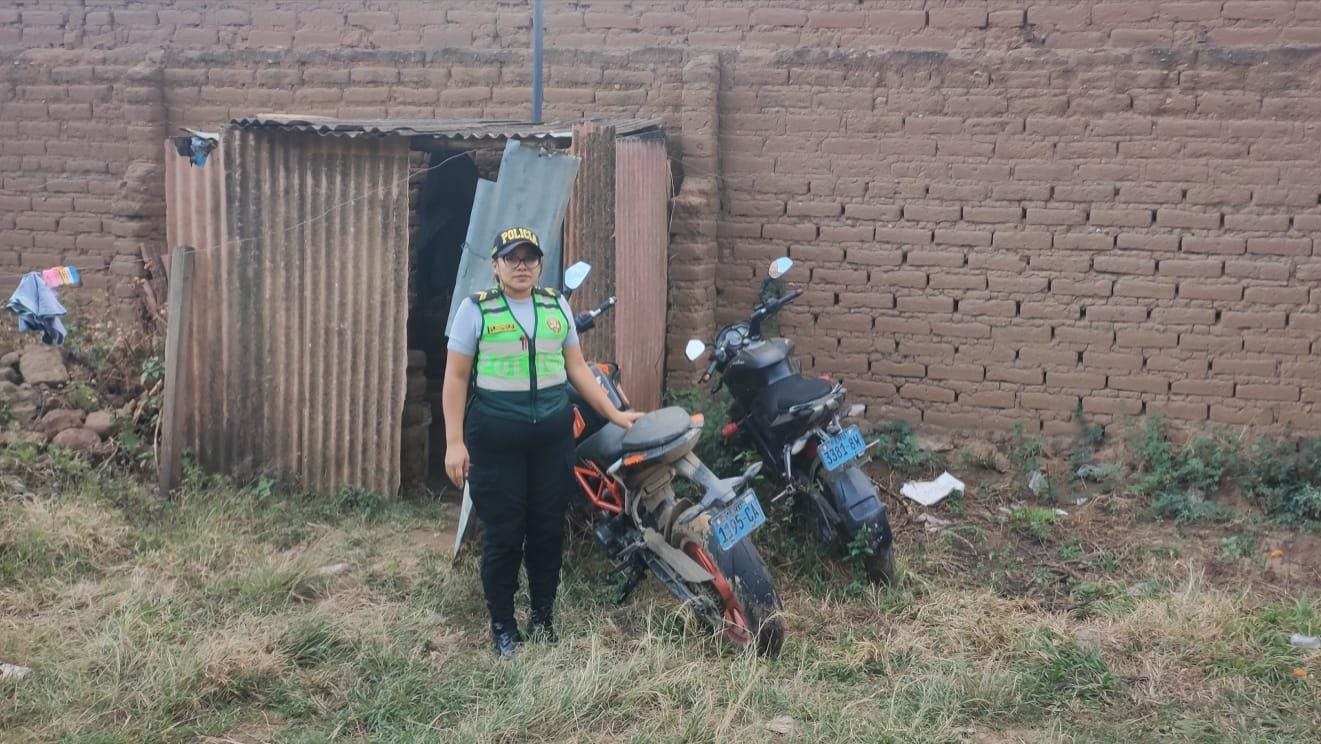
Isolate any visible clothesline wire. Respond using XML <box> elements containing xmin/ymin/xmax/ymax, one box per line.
<box><xmin>3</xmin><ymin>139</ymin><xmax>703</xmax><ymax>286</ymax></box>
<box><xmin>0</xmin><ymin>148</ymin><xmax>480</xmax><ymax>283</ymax></box>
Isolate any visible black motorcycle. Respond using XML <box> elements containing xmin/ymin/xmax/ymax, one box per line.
<box><xmin>686</xmin><ymin>257</ymin><xmax>896</xmax><ymax>585</ymax></box>
<box><xmin>561</xmin><ymin>263</ymin><xmax>786</xmax><ymax>654</ymax></box>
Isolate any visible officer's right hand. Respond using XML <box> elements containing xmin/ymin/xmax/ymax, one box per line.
<box><xmin>445</xmin><ymin>441</ymin><xmax>470</xmax><ymax>488</ymax></box>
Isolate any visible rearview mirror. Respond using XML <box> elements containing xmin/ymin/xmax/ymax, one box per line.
<box><xmin>684</xmin><ymin>339</ymin><xmax>707</xmax><ymax>362</ymax></box>
<box><xmin>564</xmin><ymin>262</ymin><xmax>591</xmax><ymax>291</ymax></box>
<box><xmin>768</xmin><ymin>257</ymin><xmax>793</xmax><ymax>279</ymax></box>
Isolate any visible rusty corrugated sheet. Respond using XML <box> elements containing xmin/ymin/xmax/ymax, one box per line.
<box><xmin>232</xmin><ymin>115</ymin><xmax>663</xmax><ymax>142</ymax></box>
<box><xmin>564</xmin><ymin>121</ymin><xmax>617</xmax><ymax>364</ymax></box>
<box><xmin>614</xmin><ymin>136</ymin><xmax>670</xmax><ymax>412</ymax></box>
<box><xmin>164</xmin><ymin>129</ymin><xmax>410</xmax><ymax>496</ymax></box>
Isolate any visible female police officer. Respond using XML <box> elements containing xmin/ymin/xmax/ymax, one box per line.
<box><xmin>442</xmin><ymin>227</ymin><xmax>643</xmax><ymax>658</ymax></box>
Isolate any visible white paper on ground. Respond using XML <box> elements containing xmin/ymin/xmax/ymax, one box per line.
<box><xmin>900</xmin><ymin>471</ymin><xmax>966</xmax><ymax>506</ymax></box>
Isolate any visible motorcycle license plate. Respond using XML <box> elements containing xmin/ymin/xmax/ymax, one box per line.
<box><xmin>710</xmin><ymin>490</ymin><xmax>766</xmax><ymax>552</ymax></box>
<box><xmin>820</xmin><ymin>425</ymin><xmax>867</xmax><ymax>471</ymax></box>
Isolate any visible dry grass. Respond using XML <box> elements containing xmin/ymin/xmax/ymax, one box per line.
<box><xmin>1</xmin><ymin>443</ymin><xmax>1319</xmax><ymax>743</ymax></box>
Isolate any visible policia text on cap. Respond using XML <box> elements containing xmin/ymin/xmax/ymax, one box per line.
<box><xmin>442</xmin><ymin>228</ymin><xmax>645</xmax><ymax>658</ymax></box>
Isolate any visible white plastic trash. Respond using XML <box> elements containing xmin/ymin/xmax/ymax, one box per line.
<box><xmin>1290</xmin><ymin>633</ymin><xmax>1320</xmax><ymax>650</ymax></box>
<box><xmin>900</xmin><ymin>472</ymin><xmax>965</xmax><ymax>507</ymax></box>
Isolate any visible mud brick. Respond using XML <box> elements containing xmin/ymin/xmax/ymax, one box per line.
<box><xmin>1243</xmin><ymin>286</ymin><xmax>1309</xmax><ymax>304</ymax></box>
<box><xmin>1237</xmin><ymin>384</ymin><xmax>1300</xmax><ymax>402</ymax></box>
<box><xmin>1094</xmin><ymin>256</ymin><xmax>1156</xmax><ymax>275</ymax></box>
<box><xmin>1222</xmin><ymin>311</ymin><xmax>1287</xmax><ymax>329</ymax></box>
<box><xmin>1183</xmin><ymin>236</ymin><xmax>1246</xmax><ymax>255</ymax></box>
<box><xmin>1117</xmin><ymin>234</ymin><xmax>1181</xmax><ymax>253</ymax></box>
<box><xmin>1152</xmin><ymin>308</ymin><xmax>1215</xmax><ymax>325</ymax></box>
<box><xmin>930</xmin><ymin>321</ymin><xmax>992</xmax><ymax>339</ymax></box>
<box><xmin>1086</xmin><ymin>305</ymin><xmax>1149</xmax><ymax>322</ymax></box>
<box><xmin>875</xmin><ymin>227</ymin><xmax>932</xmax><ymax>245</ymax></box>
<box><xmin>1026</xmin><ymin>208</ymin><xmax>1086</xmax><ymax>226</ymax></box>
<box><xmin>962</xmin><ymin>390</ymin><xmax>1016</xmax><ymax>408</ymax></box>
<box><xmin>898</xmin><ymin>296</ymin><xmax>955</xmax><ymax>313</ymax></box>
<box><xmin>930</xmin><ymin>273</ymin><xmax>988</xmax><ymax>291</ymax></box>
<box><xmin>1178</xmin><ymin>283</ymin><xmax>1242</xmax><ymax>301</ymax></box>
<box><xmin>1055</xmin><ymin>234</ymin><xmax>1115</xmax><ymax>252</ymax></box>
<box><xmin>1020</xmin><ymin>392</ymin><xmax>1080</xmax><ymax>412</ymax></box>
<box><xmin>934</xmin><ymin>229</ymin><xmax>992</xmax><ymax>247</ymax></box>
<box><xmin>1051</xmin><ymin>278</ymin><xmax>1113</xmax><ymax>297</ymax></box>
<box><xmin>992</xmin><ymin>231</ymin><xmax>1052</xmax><ymax>251</ymax></box>
<box><xmin>900</xmin><ymin>383</ymin><xmax>956</xmax><ymax>403</ymax></box>
<box><xmin>1090</xmin><ymin>208</ymin><xmax>1153</xmax><ymax>227</ymax></box>
<box><xmin>1171</xmin><ymin>380</ymin><xmax>1234</xmax><ymax>397</ymax></box>
<box><xmin>1049</xmin><ymin>371</ymin><xmax>1108</xmax><ymax>390</ymax></box>
<box><xmin>1116</xmin><ymin>329</ymin><xmax>1178</xmax><ymax>348</ymax></box>
<box><xmin>1211</xmin><ymin>405</ymin><xmax>1276</xmax><ymax>425</ymax></box>
<box><xmin>993</xmin><ymin>325</ymin><xmax>1052</xmax><ymax>344</ymax></box>
<box><xmin>1179</xmin><ymin>334</ymin><xmax>1245</xmax><ymax>353</ymax></box>
<box><xmin>928</xmin><ymin>364</ymin><xmax>986</xmax><ymax>383</ymax></box>
<box><xmin>906</xmin><ymin>250</ymin><xmax>965</xmax><ymax>268</ymax></box>
<box><xmin>1082</xmin><ymin>351</ymin><xmax>1144</xmax><ymax>371</ymax></box>
<box><xmin>987</xmin><ymin>366</ymin><xmax>1046</xmax><ymax>384</ymax></box>
<box><xmin>1084</xmin><ymin>396</ymin><xmax>1144</xmax><ymax>416</ymax></box>
<box><xmin>1109</xmin><ymin>375</ymin><xmax>1171</xmax><ymax>395</ymax></box>
<box><xmin>959</xmin><ymin>300</ymin><xmax>1016</xmax><ymax>317</ymax></box>
<box><xmin>1247</xmin><ymin>238</ymin><xmax>1311</xmax><ymax>256</ymax></box>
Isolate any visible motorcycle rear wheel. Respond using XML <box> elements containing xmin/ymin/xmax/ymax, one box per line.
<box><xmin>680</xmin><ymin>535</ymin><xmax>785</xmax><ymax>656</ymax></box>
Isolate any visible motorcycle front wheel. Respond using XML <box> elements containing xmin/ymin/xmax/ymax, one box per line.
<box><xmin>679</xmin><ymin>533</ymin><xmax>786</xmax><ymax>656</ymax></box>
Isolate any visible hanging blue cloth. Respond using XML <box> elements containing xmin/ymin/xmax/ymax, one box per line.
<box><xmin>5</xmin><ymin>272</ymin><xmax>68</xmax><ymax>345</ymax></box>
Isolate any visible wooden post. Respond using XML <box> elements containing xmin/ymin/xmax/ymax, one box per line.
<box><xmin>158</xmin><ymin>247</ymin><xmax>195</xmax><ymax>501</ymax></box>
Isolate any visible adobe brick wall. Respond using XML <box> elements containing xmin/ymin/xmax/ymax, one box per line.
<box><xmin>3</xmin><ymin>1</ymin><xmax>1321</xmax><ymax>435</ymax></box>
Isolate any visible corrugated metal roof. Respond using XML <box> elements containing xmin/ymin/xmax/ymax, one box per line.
<box><xmin>165</xmin><ymin>129</ymin><xmax>410</xmax><ymax>497</ymax></box>
<box><xmin>231</xmin><ymin>115</ymin><xmax>663</xmax><ymax>142</ymax></box>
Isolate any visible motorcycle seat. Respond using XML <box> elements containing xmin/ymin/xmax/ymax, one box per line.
<box><xmin>753</xmin><ymin>375</ymin><xmax>834</xmax><ymax>420</ymax></box>
<box><xmin>576</xmin><ymin>406</ymin><xmax>693</xmax><ymax>467</ymax></box>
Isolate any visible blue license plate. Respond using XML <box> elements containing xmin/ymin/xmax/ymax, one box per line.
<box><xmin>710</xmin><ymin>490</ymin><xmax>766</xmax><ymax>552</ymax></box>
<box><xmin>820</xmin><ymin>425</ymin><xmax>866</xmax><ymax>471</ymax></box>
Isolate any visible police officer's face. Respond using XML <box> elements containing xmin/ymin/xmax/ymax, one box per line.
<box><xmin>494</xmin><ymin>246</ymin><xmax>542</xmax><ymax>294</ymax></box>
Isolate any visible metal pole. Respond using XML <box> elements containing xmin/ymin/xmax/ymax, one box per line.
<box><xmin>532</xmin><ymin>0</ymin><xmax>544</xmax><ymax>123</ymax></box>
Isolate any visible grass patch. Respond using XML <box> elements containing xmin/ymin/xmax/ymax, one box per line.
<box><xmin>3</xmin><ymin>440</ymin><xmax>1321</xmax><ymax>740</ymax></box>
<box><xmin>1010</xmin><ymin>506</ymin><xmax>1059</xmax><ymax>542</ymax></box>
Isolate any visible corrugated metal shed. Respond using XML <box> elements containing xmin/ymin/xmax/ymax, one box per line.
<box><xmin>232</xmin><ymin>115</ymin><xmax>663</xmax><ymax>142</ymax></box>
<box><xmin>165</xmin><ymin>129</ymin><xmax>410</xmax><ymax>496</ymax></box>
<box><xmin>614</xmin><ymin>136</ymin><xmax>670</xmax><ymax>412</ymax></box>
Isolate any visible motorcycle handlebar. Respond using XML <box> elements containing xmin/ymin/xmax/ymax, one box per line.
<box><xmin>574</xmin><ymin>296</ymin><xmax>618</xmax><ymax>333</ymax></box>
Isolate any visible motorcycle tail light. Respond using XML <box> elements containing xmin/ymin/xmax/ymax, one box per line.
<box><xmin>721</xmin><ymin>422</ymin><xmax>739</xmax><ymax>438</ymax></box>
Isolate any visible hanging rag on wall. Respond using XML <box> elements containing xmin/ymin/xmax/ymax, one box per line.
<box><xmin>5</xmin><ymin>267</ymin><xmax>77</xmax><ymax>345</ymax></box>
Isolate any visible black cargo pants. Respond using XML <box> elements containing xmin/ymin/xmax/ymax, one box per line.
<box><xmin>464</xmin><ymin>404</ymin><xmax>576</xmax><ymax>624</ymax></box>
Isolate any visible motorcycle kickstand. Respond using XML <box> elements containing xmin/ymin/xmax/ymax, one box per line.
<box><xmin>614</xmin><ymin>561</ymin><xmax>647</xmax><ymax>604</ymax></box>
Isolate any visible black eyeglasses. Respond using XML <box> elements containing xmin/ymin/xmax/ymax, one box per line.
<box><xmin>500</xmin><ymin>255</ymin><xmax>542</xmax><ymax>268</ymax></box>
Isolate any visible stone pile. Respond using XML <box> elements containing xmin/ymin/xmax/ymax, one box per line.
<box><xmin>0</xmin><ymin>344</ymin><xmax>117</xmax><ymax>454</ymax></box>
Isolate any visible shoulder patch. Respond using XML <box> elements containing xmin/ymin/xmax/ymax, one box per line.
<box><xmin>535</xmin><ymin>286</ymin><xmax>559</xmax><ymax>298</ymax></box>
<box><xmin>470</xmin><ymin>287</ymin><xmax>502</xmax><ymax>303</ymax></box>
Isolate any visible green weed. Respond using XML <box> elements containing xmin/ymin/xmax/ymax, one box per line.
<box><xmin>1243</xmin><ymin>437</ymin><xmax>1321</xmax><ymax>528</ymax></box>
<box><xmin>1011</xmin><ymin>422</ymin><xmax>1046</xmax><ymax>475</ymax></box>
<box><xmin>869</xmin><ymin>420</ymin><xmax>934</xmax><ymax>472</ymax></box>
<box><xmin>1010</xmin><ymin>506</ymin><xmax>1059</xmax><ymax>542</ymax></box>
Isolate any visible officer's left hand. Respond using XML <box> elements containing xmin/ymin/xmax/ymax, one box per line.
<box><xmin>612</xmin><ymin>410</ymin><xmax>646</xmax><ymax>429</ymax></box>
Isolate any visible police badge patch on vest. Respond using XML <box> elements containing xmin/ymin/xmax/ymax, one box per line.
<box><xmin>546</xmin><ymin>317</ymin><xmax>563</xmax><ymax>334</ymax></box>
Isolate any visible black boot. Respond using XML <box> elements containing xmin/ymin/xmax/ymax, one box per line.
<box><xmin>490</xmin><ymin>620</ymin><xmax>524</xmax><ymax>659</ymax></box>
<box><xmin>528</xmin><ymin>606</ymin><xmax>557</xmax><ymax>643</ymax></box>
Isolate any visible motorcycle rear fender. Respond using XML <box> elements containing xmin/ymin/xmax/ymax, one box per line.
<box><xmin>673</xmin><ymin>454</ymin><xmax>763</xmax><ymax>518</ymax></box>
<box><xmin>816</xmin><ymin>463</ymin><xmax>891</xmax><ymax>546</ymax></box>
